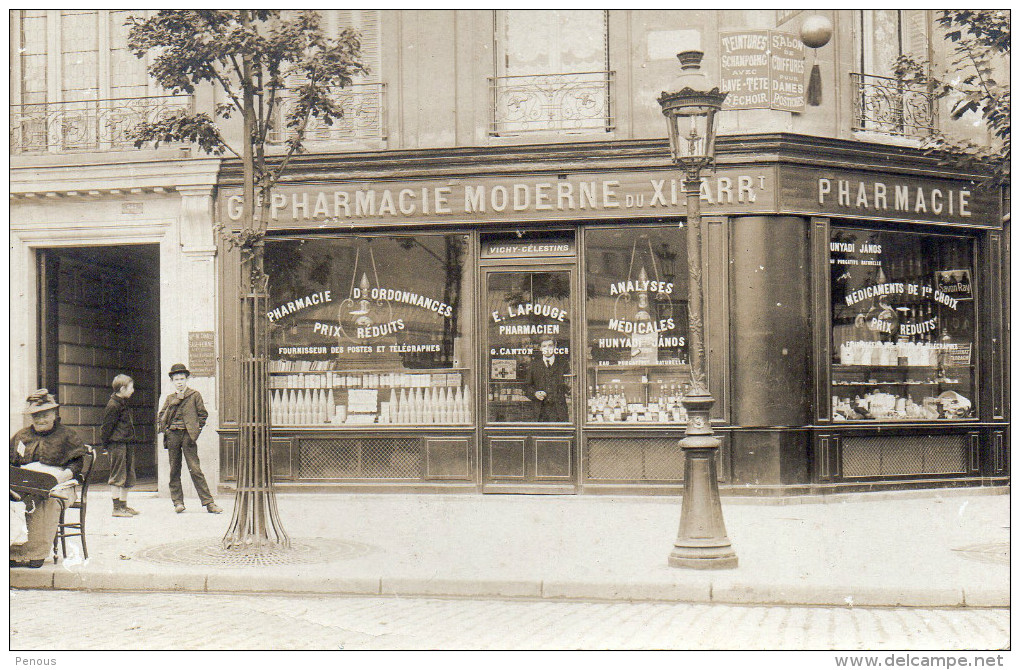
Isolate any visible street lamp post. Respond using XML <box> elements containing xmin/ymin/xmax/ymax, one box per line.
<box><xmin>657</xmin><ymin>50</ymin><xmax>737</xmax><ymax>569</ymax></box>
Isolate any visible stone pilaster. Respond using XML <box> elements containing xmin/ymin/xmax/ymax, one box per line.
<box><xmin>157</xmin><ymin>185</ymin><xmax>221</xmax><ymax>501</ymax></box>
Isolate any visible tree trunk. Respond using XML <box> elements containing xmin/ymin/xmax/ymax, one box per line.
<box><xmin>222</xmin><ymin>9</ymin><xmax>289</xmax><ymax>551</ymax></box>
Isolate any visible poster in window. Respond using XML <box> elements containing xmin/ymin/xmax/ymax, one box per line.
<box><xmin>934</xmin><ymin>270</ymin><xmax>973</xmax><ymax>300</ymax></box>
<box><xmin>491</xmin><ymin>358</ymin><xmax>517</xmax><ymax>381</ymax></box>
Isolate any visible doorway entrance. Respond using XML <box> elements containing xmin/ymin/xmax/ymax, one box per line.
<box><xmin>481</xmin><ymin>264</ymin><xmax>578</xmax><ymax>493</ymax></box>
<box><xmin>37</xmin><ymin>245</ymin><xmax>161</xmax><ymax>485</ymax></box>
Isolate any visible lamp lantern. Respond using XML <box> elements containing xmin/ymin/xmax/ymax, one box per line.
<box><xmin>657</xmin><ymin>51</ymin><xmax>728</xmax><ymax>177</ymax></box>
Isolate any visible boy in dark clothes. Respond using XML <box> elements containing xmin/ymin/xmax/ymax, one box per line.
<box><xmin>101</xmin><ymin>374</ymin><xmax>138</xmax><ymax>517</ymax></box>
<box><xmin>157</xmin><ymin>363</ymin><xmax>222</xmax><ymax>514</ymax></box>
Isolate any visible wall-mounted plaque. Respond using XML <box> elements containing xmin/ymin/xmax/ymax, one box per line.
<box><xmin>188</xmin><ymin>331</ymin><xmax>216</xmax><ymax>377</ymax></box>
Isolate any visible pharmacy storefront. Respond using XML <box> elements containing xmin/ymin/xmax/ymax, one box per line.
<box><xmin>214</xmin><ymin>140</ymin><xmax>1007</xmax><ymax>494</ymax></box>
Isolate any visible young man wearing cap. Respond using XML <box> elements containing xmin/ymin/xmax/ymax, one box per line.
<box><xmin>158</xmin><ymin>363</ymin><xmax>222</xmax><ymax>514</ymax></box>
<box><xmin>9</xmin><ymin>389</ymin><xmax>89</xmax><ymax>568</ymax></box>
<box><xmin>101</xmin><ymin>374</ymin><xmax>139</xmax><ymax>518</ymax></box>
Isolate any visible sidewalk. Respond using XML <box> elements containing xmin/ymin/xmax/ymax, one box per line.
<box><xmin>10</xmin><ymin>487</ymin><xmax>1010</xmax><ymax>607</ymax></box>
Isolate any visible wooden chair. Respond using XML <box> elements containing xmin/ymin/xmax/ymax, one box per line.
<box><xmin>52</xmin><ymin>445</ymin><xmax>96</xmax><ymax>563</ymax></box>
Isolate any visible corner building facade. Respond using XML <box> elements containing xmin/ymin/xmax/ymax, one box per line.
<box><xmin>216</xmin><ymin>10</ymin><xmax>1008</xmax><ymax>495</ymax></box>
<box><xmin>11</xmin><ymin>10</ymin><xmax>1007</xmax><ymax>497</ymax></box>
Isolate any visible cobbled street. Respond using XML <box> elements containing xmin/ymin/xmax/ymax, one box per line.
<box><xmin>9</xmin><ymin>589</ymin><xmax>1009</xmax><ymax>650</ymax></box>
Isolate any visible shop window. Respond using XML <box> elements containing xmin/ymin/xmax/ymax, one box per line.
<box><xmin>265</xmin><ymin>234</ymin><xmax>473</xmax><ymax>427</ymax></box>
<box><xmin>830</xmin><ymin>227</ymin><xmax>976</xmax><ymax>422</ymax></box>
<box><xmin>490</xmin><ymin>9</ymin><xmax>613</xmax><ymax>135</ymax></box>
<box><xmin>585</xmin><ymin>226</ymin><xmax>691</xmax><ymax>424</ymax></box>
<box><xmin>852</xmin><ymin>10</ymin><xmax>936</xmax><ymax>138</ymax></box>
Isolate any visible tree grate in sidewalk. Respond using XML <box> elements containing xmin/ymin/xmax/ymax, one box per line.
<box><xmin>134</xmin><ymin>537</ymin><xmax>375</xmax><ymax>567</ymax></box>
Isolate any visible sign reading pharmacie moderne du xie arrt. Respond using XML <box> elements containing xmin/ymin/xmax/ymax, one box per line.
<box><xmin>216</xmin><ymin>165</ymin><xmax>999</xmax><ymax>229</ymax></box>
<box><xmin>217</xmin><ymin>168</ymin><xmax>778</xmax><ymax>228</ymax></box>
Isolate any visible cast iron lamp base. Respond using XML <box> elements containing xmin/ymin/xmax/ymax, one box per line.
<box><xmin>669</xmin><ymin>391</ymin><xmax>738</xmax><ymax>570</ymax></box>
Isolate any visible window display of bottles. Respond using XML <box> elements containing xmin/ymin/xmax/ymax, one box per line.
<box><xmin>588</xmin><ymin>383</ymin><xmax>687</xmax><ymax>423</ymax></box>
<box><xmin>587</xmin><ymin>366</ymin><xmax>690</xmax><ymax>424</ymax></box>
<box><xmin>380</xmin><ymin>386</ymin><xmax>471</xmax><ymax>425</ymax></box>
<box><xmin>272</xmin><ymin>389</ymin><xmax>336</xmax><ymax>425</ymax></box>
<box><xmin>269</xmin><ymin>365</ymin><xmax>471</xmax><ymax>426</ymax></box>
<box><xmin>486</xmin><ymin>381</ymin><xmax>539</xmax><ymax>422</ymax></box>
<box><xmin>832</xmin><ymin>389</ymin><xmax>973</xmax><ymax>421</ymax></box>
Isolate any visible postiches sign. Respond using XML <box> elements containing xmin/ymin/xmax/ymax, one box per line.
<box><xmin>779</xmin><ymin>166</ymin><xmax>1000</xmax><ymax>228</ymax></box>
<box><xmin>720</xmin><ymin>30</ymin><xmax>805</xmax><ymax>112</ymax></box>
<box><xmin>218</xmin><ymin>168</ymin><xmax>776</xmax><ymax>228</ymax></box>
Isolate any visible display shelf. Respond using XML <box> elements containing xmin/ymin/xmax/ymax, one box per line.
<box><xmin>831</xmin><ymin>363</ymin><xmax>974</xmax><ymax>422</ymax></box>
<box><xmin>834</xmin><ymin>381</ymin><xmax>948</xmax><ymax>387</ymax></box>
<box><xmin>832</xmin><ymin>364</ymin><xmax>971</xmax><ymax>371</ymax></box>
<box><xmin>588</xmin><ymin>365</ymin><xmax>691</xmax><ymax>424</ymax></box>
<box><xmin>269</xmin><ymin>362</ymin><xmax>472</xmax><ymax>427</ymax></box>
<box><xmin>487</xmin><ymin>379</ymin><xmax>549</xmax><ymax>422</ymax></box>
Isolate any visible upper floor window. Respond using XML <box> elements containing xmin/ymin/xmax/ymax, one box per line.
<box><xmin>269</xmin><ymin>9</ymin><xmax>386</xmax><ymax>146</ymax></box>
<box><xmin>10</xmin><ymin>10</ymin><xmax>191</xmax><ymax>154</ymax></box>
<box><xmin>490</xmin><ymin>10</ymin><xmax>613</xmax><ymax>136</ymax></box>
<box><xmin>852</xmin><ymin>10</ymin><xmax>936</xmax><ymax>139</ymax></box>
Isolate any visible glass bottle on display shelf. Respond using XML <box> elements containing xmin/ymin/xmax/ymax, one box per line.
<box><xmin>629</xmin><ymin>267</ymin><xmax>659</xmax><ymax>365</ymax></box>
<box><xmin>935</xmin><ymin>328</ymin><xmax>953</xmax><ymax>382</ymax></box>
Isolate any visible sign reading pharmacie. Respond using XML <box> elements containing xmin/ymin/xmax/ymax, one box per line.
<box><xmin>779</xmin><ymin>166</ymin><xmax>1001</xmax><ymax>228</ymax></box>
<box><xmin>217</xmin><ymin>167</ymin><xmax>778</xmax><ymax>228</ymax></box>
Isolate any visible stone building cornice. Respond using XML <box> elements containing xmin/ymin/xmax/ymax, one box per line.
<box><xmin>214</xmin><ymin>133</ymin><xmax>993</xmax><ymax>186</ymax></box>
<box><xmin>10</xmin><ymin>157</ymin><xmax>222</xmax><ymax>198</ymax></box>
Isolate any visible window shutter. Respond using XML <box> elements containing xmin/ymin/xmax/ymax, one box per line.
<box><xmin>337</xmin><ymin>9</ymin><xmax>380</xmax><ymax>81</ymax></box>
<box><xmin>861</xmin><ymin>10</ymin><xmax>903</xmax><ymax>77</ymax></box>
<box><xmin>901</xmin><ymin>10</ymin><xmax>930</xmax><ymax>60</ymax></box>
<box><xmin>19</xmin><ymin>11</ymin><xmax>49</xmax><ymax>105</ymax></box>
<box><xmin>109</xmin><ymin>10</ymin><xmax>149</xmax><ymax>98</ymax></box>
<box><xmin>60</xmin><ymin>10</ymin><xmax>99</xmax><ymax>102</ymax></box>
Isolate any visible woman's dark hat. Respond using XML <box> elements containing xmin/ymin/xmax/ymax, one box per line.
<box><xmin>24</xmin><ymin>389</ymin><xmax>59</xmax><ymax>414</ymax></box>
<box><xmin>168</xmin><ymin>363</ymin><xmax>191</xmax><ymax>378</ymax></box>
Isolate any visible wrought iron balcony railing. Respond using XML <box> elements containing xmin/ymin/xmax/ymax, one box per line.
<box><xmin>850</xmin><ymin>72</ymin><xmax>937</xmax><ymax>139</ymax></box>
<box><xmin>489</xmin><ymin>71</ymin><xmax>615</xmax><ymax>136</ymax></box>
<box><xmin>267</xmin><ymin>83</ymin><xmax>386</xmax><ymax>145</ymax></box>
<box><xmin>10</xmin><ymin>95</ymin><xmax>194</xmax><ymax>155</ymax></box>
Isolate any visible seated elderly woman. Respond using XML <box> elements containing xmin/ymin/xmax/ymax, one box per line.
<box><xmin>10</xmin><ymin>389</ymin><xmax>88</xmax><ymax>568</ymax></box>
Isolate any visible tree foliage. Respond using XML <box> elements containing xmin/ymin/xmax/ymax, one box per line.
<box><xmin>896</xmin><ymin>10</ymin><xmax>1010</xmax><ymax>187</ymax></box>
<box><xmin>127</xmin><ymin>10</ymin><xmax>367</xmax><ymax>248</ymax></box>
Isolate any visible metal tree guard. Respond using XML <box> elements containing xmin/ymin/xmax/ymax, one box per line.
<box><xmin>223</xmin><ymin>248</ymin><xmax>290</xmax><ymax>550</ymax></box>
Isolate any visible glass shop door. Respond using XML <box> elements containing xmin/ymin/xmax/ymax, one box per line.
<box><xmin>481</xmin><ymin>265</ymin><xmax>578</xmax><ymax>492</ymax></box>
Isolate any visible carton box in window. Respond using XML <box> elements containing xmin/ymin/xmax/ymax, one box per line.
<box><xmin>348</xmin><ymin>388</ymin><xmax>379</xmax><ymax>413</ymax></box>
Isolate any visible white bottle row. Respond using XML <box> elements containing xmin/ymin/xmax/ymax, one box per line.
<box><xmin>270</xmin><ymin>386</ymin><xmax>472</xmax><ymax>426</ymax></box>
<box><xmin>272</xmin><ymin>389</ymin><xmax>335</xmax><ymax>425</ymax></box>
<box><xmin>381</xmin><ymin>386</ymin><xmax>472</xmax><ymax>425</ymax></box>
<box><xmin>270</xmin><ymin>370</ymin><xmax>463</xmax><ymax>390</ymax></box>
